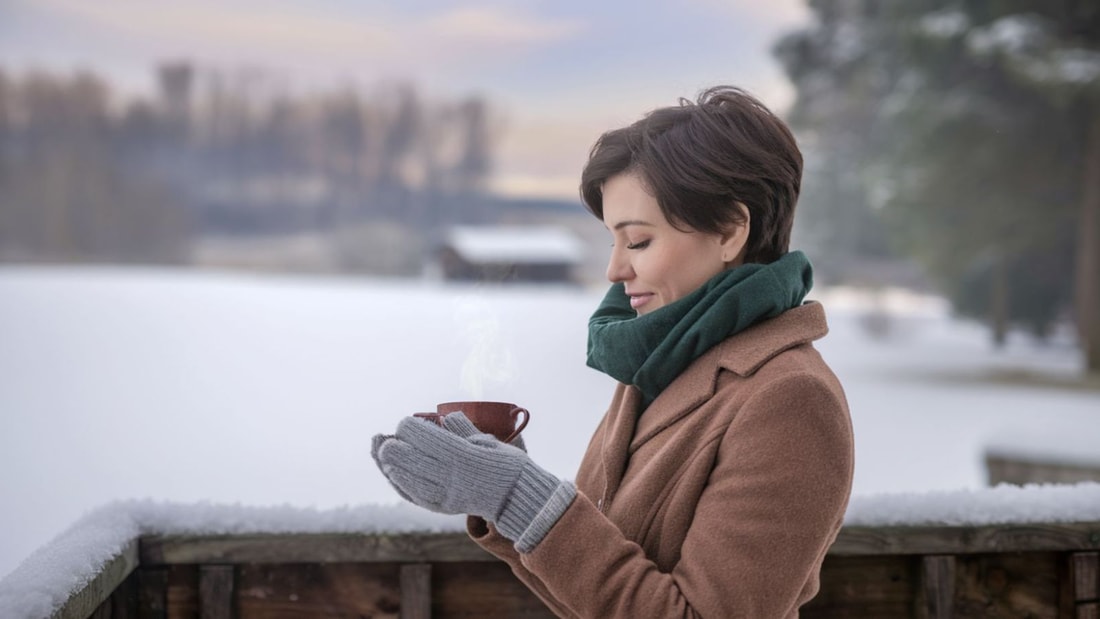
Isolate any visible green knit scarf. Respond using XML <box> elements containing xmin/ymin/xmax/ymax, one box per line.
<box><xmin>586</xmin><ymin>250</ymin><xmax>813</xmax><ymax>408</ymax></box>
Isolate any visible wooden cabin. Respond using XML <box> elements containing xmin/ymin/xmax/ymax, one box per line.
<box><xmin>985</xmin><ymin>447</ymin><xmax>1100</xmax><ymax>487</ymax></box>
<box><xmin>435</xmin><ymin>226</ymin><xmax>584</xmax><ymax>284</ymax></box>
<box><xmin>44</xmin><ymin>519</ymin><xmax>1100</xmax><ymax>618</ymax></box>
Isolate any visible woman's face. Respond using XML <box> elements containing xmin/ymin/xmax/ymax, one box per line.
<box><xmin>602</xmin><ymin>173</ymin><xmax>748</xmax><ymax>315</ymax></box>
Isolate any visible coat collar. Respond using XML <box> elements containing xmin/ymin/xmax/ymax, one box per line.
<box><xmin>628</xmin><ymin>301</ymin><xmax>829</xmax><ymax>451</ymax></box>
<box><xmin>717</xmin><ymin>301</ymin><xmax>828</xmax><ymax>377</ymax></box>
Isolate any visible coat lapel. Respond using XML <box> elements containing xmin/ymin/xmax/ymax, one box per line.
<box><xmin>594</xmin><ymin>302</ymin><xmax>828</xmax><ymax>504</ymax></box>
<box><xmin>628</xmin><ymin>302</ymin><xmax>828</xmax><ymax>453</ymax></box>
<box><xmin>630</xmin><ymin>361</ymin><xmax>716</xmax><ymax>452</ymax></box>
<box><xmin>600</xmin><ymin>383</ymin><xmax>642</xmax><ymax>505</ymax></box>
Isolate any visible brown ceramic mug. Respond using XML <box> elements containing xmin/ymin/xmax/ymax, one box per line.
<box><xmin>414</xmin><ymin>401</ymin><xmax>530</xmax><ymax>444</ymax></box>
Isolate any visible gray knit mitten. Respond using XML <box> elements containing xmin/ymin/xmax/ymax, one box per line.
<box><xmin>372</xmin><ymin>413</ymin><xmax>576</xmax><ymax>552</ymax></box>
<box><xmin>371</xmin><ymin>433</ymin><xmax>416</xmax><ymax>504</ymax></box>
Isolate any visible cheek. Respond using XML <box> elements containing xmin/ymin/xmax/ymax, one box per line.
<box><xmin>636</xmin><ymin>252</ymin><xmax>667</xmax><ymax>279</ymax></box>
<box><xmin>646</xmin><ymin>254</ymin><xmax>682</xmax><ymax>293</ymax></box>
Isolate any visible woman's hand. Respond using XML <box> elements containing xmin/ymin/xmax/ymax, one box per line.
<box><xmin>372</xmin><ymin>412</ymin><xmax>574</xmax><ymax>551</ymax></box>
<box><xmin>372</xmin><ymin>413</ymin><xmax>528</xmax><ymax>519</ymax></box>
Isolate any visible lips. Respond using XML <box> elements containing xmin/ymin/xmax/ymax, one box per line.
<box><xmin>627</xmin><ymin>292</ymin><xmax>653</xmax><ymax>310</ymax></box>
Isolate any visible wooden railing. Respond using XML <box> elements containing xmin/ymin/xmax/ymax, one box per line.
<box><xmin>56</xmin><ymin>521</ymin><xmax>1100</xmax><ymax>618</ymax></box>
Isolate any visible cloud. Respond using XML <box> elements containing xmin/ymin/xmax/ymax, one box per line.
<box><xmin>30</xmin><ymin>0</ymin><xmax>395</xmax><ymax>54</ymax></box>
<box><xmin>689</xmin><ymin>0</ymin><xmax>811</xmax><ymax>26</ymax></box>
<box><xmin>423</xmin><ymin>7</ymin><xmax>586</xmax><ymax>45</ymax></box>
<box><xmin>490</xmin><ymin>174</ymin><xmax>582</xmax><ymax>200</ymax></box>
<box><xmin>26</xmin><ymin>0</ymin><xmax>587</xmax><ymax>83</ymax></box>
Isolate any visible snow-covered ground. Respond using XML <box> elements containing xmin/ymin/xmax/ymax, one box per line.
<box><xmin>2</xmin><ymin>266</ymin><xmax>1098</xmax><ymax>581</ymax></box>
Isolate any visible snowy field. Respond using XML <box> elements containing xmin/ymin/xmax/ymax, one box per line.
<box><xmin>2</xmin><ymin>265</ymin><xmax>1099</xmax><ymax>581</ymax></box>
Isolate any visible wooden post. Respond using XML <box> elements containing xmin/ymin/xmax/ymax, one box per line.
<box><xmin>400</xmin><ymin>563</ymin><xmax>432</xmax><ymax>619</ymax></box>
<box><xmin>921</xmin><ymin>555</ymin><xmax>956</xmax><ymax>619</ymax></box>
<box><xmin>137</xmin><ymin>569</ymin><xmax>168</xmax><ymax>619</ymax></box>
<box><xmin>199</xmin><ymin>565</ymin><xmax>235</xmax><ymax>619</ymax></box>
<box><xmin>107</xmin><ymin>572</ymin><xmax>138</xmax><ymax>619</ymax></box>
<box><xmin>1074</xmin><ymin>552</ymin><xmax>1099</xmax><ymax>619</ymax></box>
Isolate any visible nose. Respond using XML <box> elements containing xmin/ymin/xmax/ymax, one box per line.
<box><xmin>605</xmin><ymin>245</ymin><xmax>634</xmax><ymax>283</ymax></box>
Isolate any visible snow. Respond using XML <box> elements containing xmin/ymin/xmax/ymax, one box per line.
<box><xmin>1031</xmin><ymin>48</ymin><xmax>1100</xmax><ymax>85</ymax></box>
<box><xmin>967</xmin><ymin>13</ymin><xmax>1047</xmax><ymax>57</ymax></box>
<box><xmin>845</xmin><ymin>482</ymin><xmax>1100</xmax><ymax>527</ymax></box>
<box><xmin>0</xmin><ymin>500</ymin><xmax>465</xmax><ymax>618</ymax></box>
<box><xmin>827</xmin><ymin>21</ymin><xmax>865</xmax><ymax>65</ymax></box>
<box><xmin>917</xmin><ymin>8</ymin><xmax>970</xmax><ymax>39</ymax></box>
<box><xmin>1</xmin><ymin>266</ymin><xmax>1099</xmax><ymax>611</ymax></box>
<box><xmin>964</xmin><ymin>13</ymin><xmax>1100</xmax><ymax>87</ymax></box>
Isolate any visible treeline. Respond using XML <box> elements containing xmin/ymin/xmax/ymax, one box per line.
<box><xmin>0</xmin><ymin>62</ymin><xmax>501</xmax><ymax>268</ymax></box>
<box><xmin>777</xmin><ymin>0</ymin><xmax>1100</xmax><ymax>371</ymax></box>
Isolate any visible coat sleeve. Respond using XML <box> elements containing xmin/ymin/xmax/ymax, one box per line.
<box><xmin>467</xmin><ymin>516</ymin><xmax>581</xmax><ymax>618</ymax></box>
<box><xmin>466</xmin><ymin>410</ymin><xmax>612</xmax><ymax>619</ymax></box>
<box><xmin>513</xmin><ymin>372</ymin><xmax>854</xmax><ymax>618</ymax></box>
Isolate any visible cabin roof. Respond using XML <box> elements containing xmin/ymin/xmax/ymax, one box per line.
<box><xmin>442</xmin><ymin>225</ymin><xmax>584</xmax><ymax>265</ymax></box>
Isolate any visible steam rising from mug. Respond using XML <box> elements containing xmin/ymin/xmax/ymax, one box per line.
<box><xmin>455</xmin><ymin>296</ymin><xmax>514</xmax><ymax>399</ymax></box>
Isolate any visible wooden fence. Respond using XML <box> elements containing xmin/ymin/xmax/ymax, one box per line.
<box><xmin>56</xmin><ymin>521</ymin><xmax>1100</xmax><ymax>618</ymax></box>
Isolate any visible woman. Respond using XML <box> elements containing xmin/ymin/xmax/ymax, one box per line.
<box><xmin>373</xmin><ymin>86</ymin><xmax>854</xmax><ymax>618</ymax></box>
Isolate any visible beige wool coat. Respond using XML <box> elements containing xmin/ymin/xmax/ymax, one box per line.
<box><xmin>468</xmin><ymin>302</ymin><xmax>855</xmax><ymax>618</ymax></box>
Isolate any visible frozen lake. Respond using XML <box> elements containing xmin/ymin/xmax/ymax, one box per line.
<box><xmin>2</xmin><ymin>265</ymin><xmax>1098</xmax><ymax>580</ymax></box>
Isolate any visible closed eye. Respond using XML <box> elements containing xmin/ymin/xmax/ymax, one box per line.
<box><xmin>626</xmin><ymin>240</ymin><xmax>650</xmax><ymax>250</ymax></box>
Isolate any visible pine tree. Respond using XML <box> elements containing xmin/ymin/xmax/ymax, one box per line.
<box><xmin>778</xmin><ymin>0</ymin><xmax>1100</xmax><ymax>371</ymax></box>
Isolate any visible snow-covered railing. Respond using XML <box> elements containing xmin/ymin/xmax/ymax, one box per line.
<box><xmin>3</xmin><ymin>483</ymin><xmax>1100</xmax><ymax>619</ymax></box>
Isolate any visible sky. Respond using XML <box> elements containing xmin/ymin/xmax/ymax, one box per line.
<box><xmin>0</xmin><ymin>0</ymin><xmax>813</xmax><ymax>200</ymax></box>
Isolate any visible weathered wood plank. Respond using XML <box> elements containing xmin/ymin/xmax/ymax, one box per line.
<box><xmin>199</xmin><ymin>566</ymin><xmax>234</xmax><ymax>619</ymax></box>
<box><xmin>953</xmin><ymin>552</ymin><xmax>1061</xmax><ymax>618</ymax></box>
<box><xmin>51</xmin><ymin>540</ymin><xmax>139</xmax><ymax>619</ymax></box>
<box><xmin>833</xmin><ymin>523</ymin><xmax>1100</xmax><ymax>556</ymax></box>
<box><xmin>1075</xmin><ymin>553</ymin><xmax>1099</xmax><ymax>602</ymax></box>
<box><xmin>94</xmin><ymin>552</ymin><xmax>1077</xmax><ymax>619</ymax></box>
<box><xmin>140</xmin><ymin>522</ymin><xmax>1100</xmax><ymax>567</ymax></box>
<box><xmin>802</xmin><ymin>555</ymin><xmax>918</xmax><ymax>618</ymax></box>
<box><xmin>106</xmin><ymin>570</ymin><xmax>138</xmax><ymax>619</ymax></box>
<box><xmin>432</xmin><ymin>561</ymin><xmax>557</xmax><ymax>618</ymax></box>
<box><xmin>50</xmin><ymin>523</ymin><xmax>1100</xmax><ymax>619</ymax></box>
<box><xmin>137</xmin><ymin>569</ymin><xmax>168</xmax><ymax>619</ymax></box>
<box><xmin>400</xmin><ymin>564</ymin><xmax>431</xmax><ymax>619</ymax></box>
<box><xmin>1060</xmin><ymin>553</ymin><xmax>1075</xmax><ymax>619</ymax></box>
<box><xmin>234</xmin><ymin>563</ymin><xmax>399</xmax><ymax>618</ymax></box>
<box><xmin>141</xmin><ymin>533</ymin><xmax>494</xmax><ymax>565</ymax></box>
<box><xmin>809</xmin><ymin>552</ymin><xmax>1062</xmax><ymax>618</ymax></box>
<box><xmin>89</xmin><ymin>600</ymin><xmax>111</xmax><ymax>619</ymax></box>
<box><xmin>921</xmin><ymin>555</ymin><xmax>957</xmax><ymax>619</ymax></box>
<box><xmin>164</xmin><ymin>565</ymin><xmax>198</xmax><ymax>619</ymax></box>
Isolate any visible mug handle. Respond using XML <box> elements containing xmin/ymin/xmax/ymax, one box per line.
<box><xmin>505</xmin><ymin>407</ymin><xmax>530</xmax><ymax>444</ymax></box>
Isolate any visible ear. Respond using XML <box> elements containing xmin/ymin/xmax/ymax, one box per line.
<box><xmin>718</xmin><ymin>203</ymin><xmax>751</xmax><ymax>266</ymax></box>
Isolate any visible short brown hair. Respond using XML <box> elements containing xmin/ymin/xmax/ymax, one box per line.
<box><xmin>579</xmin><ymin>86</ymin><xmax>802</xmax><ymax>264</ymax></box>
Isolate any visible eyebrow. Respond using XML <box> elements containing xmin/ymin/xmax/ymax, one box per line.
<box><xmin>611</xmin><ymin>220</ymin><xmax>655</xmax><ymax>231</ymax></box>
